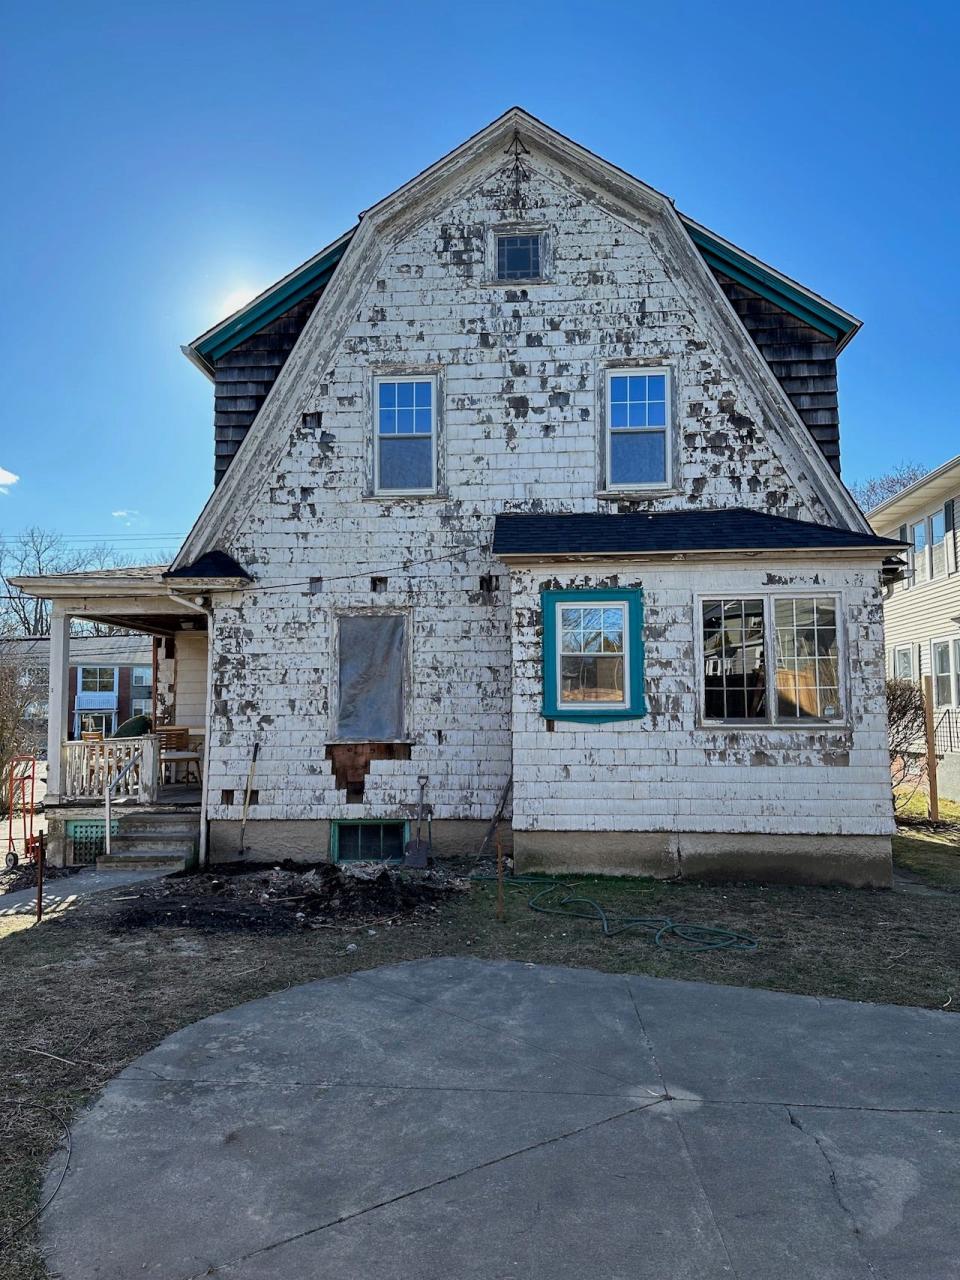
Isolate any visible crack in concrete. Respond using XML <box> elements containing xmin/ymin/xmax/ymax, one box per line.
<box><xmin>118</xmin><ymin>1071</ymin><xmax>642</xmax><ymax>1100</ymax></box>
<box><xmin>178</xmin><ymin>1096</ymin><xmax>669</xmax><ymax>1280</ymax></box>
<box><xmin>626</xmin><ymin>979</ymin><xmax>740</xmax><ymax>1278</ymax></box>
<box><xmin>117</xmin><ymin>1067</ymin><xmax>960</xmax><ymax>1116</ymax></box>
<box><xmin>786</xmin><ymin>1107</ymin><xmax>879</xmax><ymax>1279</ymax></box>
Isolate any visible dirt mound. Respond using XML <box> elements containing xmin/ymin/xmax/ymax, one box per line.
<box><xmin>113</xmin><ymin>861</ymin><xmax>468</xmax><ymax>932</ymax></box>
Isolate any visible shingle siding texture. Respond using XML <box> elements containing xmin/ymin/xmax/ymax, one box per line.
<box><xmin>710</xmin><ymin>268</ymin><xmax>843</xmax><ymax>475</ymax></box>
<box><xmin>199</xmin><ymin>152</ymin><xmax>883</xmax><ymax>834</ymax></box>
<box><xmin>212</xmin><ymin>289</ymin><xmax>325</xmax><ymax>486</ymax></box>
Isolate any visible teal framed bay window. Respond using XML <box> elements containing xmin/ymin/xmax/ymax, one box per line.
<box><xmin>541</xmin><ymin>588</ymin><xmax>646</xmax><ymax>723</ymax></box>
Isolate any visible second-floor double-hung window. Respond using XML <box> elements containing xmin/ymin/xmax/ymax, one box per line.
<box><xmin>908</xmin><ymin>504</ymin><xmax>951</xmax><ymax>583</ymax></box>
<box><xmin>605</xmin><ymin>370</ymin><xmax>671</xmax><ymax>489</ymax></box>
<box><xmin>374</xmin><ymin>377</ymin><xmax>436</xmax><ymax>495</ymax></box>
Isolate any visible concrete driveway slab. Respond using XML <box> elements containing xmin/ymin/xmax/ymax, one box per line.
<box><xmin>627</xmin><ymin>973</ymin><xmax>959</xmax><ymax>1110</ymax></box>
<box><xmin>42</xmin><ymin>960</ymin><xmax>960</xmax><ymax>1280</ymax></box>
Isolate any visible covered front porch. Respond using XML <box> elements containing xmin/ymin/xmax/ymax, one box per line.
<box><xmin>10</xmin><ymin>556</ymin><xmax>250</xmax><ymax>866</ymax></box>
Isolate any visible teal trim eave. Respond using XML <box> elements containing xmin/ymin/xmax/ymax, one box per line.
<box><xmin>541</xmin><ymin>588</ymin><xmax>646</xmax><ymax>724</ymax></box>
<box><xmin>185</xmin><ymin>213</ymin><xmax>858</xmax><ymax>371</ymax></box>
<box><xmin>192</xmin><ymin>232</ymin><xmax>356</xmax><ymax>365</ymax></box>
<box><xmin>683</xmin><ymin>223</ymin><xmax>858</xmax><ymax>345</ymax></box>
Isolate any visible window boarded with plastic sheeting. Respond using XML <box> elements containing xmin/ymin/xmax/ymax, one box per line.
<box><xmin>336</xmin><ymin>614</ymin><xmax>406</xmax><ymax>740</ymax></box>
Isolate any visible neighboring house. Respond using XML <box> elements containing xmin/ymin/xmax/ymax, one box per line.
<box><xmin>867</xmin><ymin>454</ymin><xmax>960</xmax><ymax>801</ymax></box>
<box><xmin>0</xmin><ymin>634</ymin><xmax>154</xmax><ymax>747</ymax></box>
<box><xmin>13</xmin><ymin>109</ymin><xmax>903</xmax><ymax>884</ymax></box>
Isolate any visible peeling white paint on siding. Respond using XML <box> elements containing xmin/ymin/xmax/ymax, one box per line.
<box><xmin>197</xmin><ymin>152</ymin><xmax>887</xmax><ymax>833</ymax></box>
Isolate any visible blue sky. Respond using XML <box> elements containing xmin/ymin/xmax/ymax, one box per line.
<box><xmin>2</xmin><ymin>0</ymin><xmax>957</xmax><ymax>559</ymax></box>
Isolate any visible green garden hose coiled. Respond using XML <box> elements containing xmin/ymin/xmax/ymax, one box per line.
<box><xmin>477</xmin><ymin>875</ymin><xmax>759</xmax><ymax>953</ymax></box>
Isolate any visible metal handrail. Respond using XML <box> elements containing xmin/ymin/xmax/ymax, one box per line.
<box><xmin>104</xmin><ymin>748</ymin><xmax>143</xmax><ymax>860</ymax></box>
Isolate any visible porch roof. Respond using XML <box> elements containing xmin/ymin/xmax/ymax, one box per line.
<box><xmin>9</xmin><ymin>553</ymin><xmax>250</xmax><ymax>636</ymax></box>
<box><xmin>492</xmin><ymin>508</ymin><xmax>907</xmax><ymax>561</ymax></box>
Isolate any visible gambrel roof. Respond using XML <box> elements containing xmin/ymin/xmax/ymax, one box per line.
<box><xmin>173</xmin><ymin>107</ymin><xmax>871</xmax><ymax>568</ymax></box>
<box><xmin>186</xmin><ymin>126</ymin><xmax>859</xmax><ymax>375</ymax></box>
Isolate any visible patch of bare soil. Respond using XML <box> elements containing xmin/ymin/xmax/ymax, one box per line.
<box><xmin>112</xmin><ymin>861</ymin><xmax>469</xmax><ymax>932</ymax></box>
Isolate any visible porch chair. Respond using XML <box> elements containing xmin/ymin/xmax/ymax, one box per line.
<box><xmin>156</xmin><ymin>725</ymin><xmax>203</xmax><ymax>786</ymax></box>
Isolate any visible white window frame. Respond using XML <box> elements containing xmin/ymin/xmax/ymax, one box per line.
<box><xmin>696</xmin><ymin>592</ymin><xmax>846</xmax><ymax>728</ymax></box>
<box><xmin>77</xmin><ymin>666</ymin><xmax>118</xmax><ymax>694</ymax></box>
<box><xmin>893</xmin><ymin>645</ymin><xmax>914</xmax><ymax>680</ymax></box>
<box><xmin>131</xmin><ymin>696</ymin><xmax>152</xmax><ymax>719</ymax></box>
<box><xmin>486</xmin><ymin>223</ymin><xmax>551</xmax><ymax>285</ymax></box>
<box><xmin>908</xmin><ymin>505</ymin><xmax>947</xmax><ymax>584</ymax></box>
<box><xmin>555</xmin><ymin>600</ymin><xmax>629</xmax><ymax>710</ymax></box>
<box><xmin>930</xmin><ymin>636</ymin><xmax>958</xmax><ymax>709</ymax></box>
<box><xmin>604</xmin><ymin>367</ymin><xmax>673</xmax><ymax>492</ymax></box>
<box><xmin>372</xmin><ymin>374</ymin><xmax>438</xmax><ymax>496</ymax></box>
<box><xmin>131</xmin><ymin>665</ymin><xmax>152</xmax><ymax>688</ymax></box>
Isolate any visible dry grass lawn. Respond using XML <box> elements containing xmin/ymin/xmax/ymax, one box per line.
<box><xmin>1</xmin><ymin>861</ymin><xmax>958</xmax><ymax>1278</ymax></box>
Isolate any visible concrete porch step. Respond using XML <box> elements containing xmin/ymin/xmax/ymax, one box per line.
<box><xmin>111</xmin><ymin>833</ymin><xmax>197</xmax><ymax>853</ymax></box>
<box><xmin>97</xmin><ymin>852</ymin><xmax>188</xmax><ymax>871</ymax></box>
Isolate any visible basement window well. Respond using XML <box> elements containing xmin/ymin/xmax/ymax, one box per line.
<box><xmin>332</xmin><ymin>821</ymin><xmax>407</xmax><ymax>862</ymax></box>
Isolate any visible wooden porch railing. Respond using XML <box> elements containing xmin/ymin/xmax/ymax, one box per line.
<box><xmin>61</xmin><ymin>736</ymin><xmax>160</xmax><ymax>803</ymax></box>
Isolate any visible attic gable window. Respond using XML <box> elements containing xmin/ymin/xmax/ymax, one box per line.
<box><xmin>605</xmin><ymin>370</ymin><xmax>671</xmax><ymax>489</ymax></box>
<box><xmin>496</xmin><ymin>234</ymin><xmax>541</xmax><ymax>281</ymax></box>
<box><xmin>374</xmin><ymin>376</ymin><xmax>436</xmax><ymax>494</ymax></box>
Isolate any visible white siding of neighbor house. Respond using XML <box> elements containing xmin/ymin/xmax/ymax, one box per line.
<box><xmin>173</xmin><ymin>631</ymin><xmax>208</xmax><ymax>729</ymax></box>
<box><xmin>510</xmin><ymin>559</ymin><xmax>892</xmax><ymax>837</ymax></box>
<box><xmin>194</xmin><ymin>147</ymin><xmax>885</xmax><ymax>834</ymax></box>
<box><xmin>878</xmin><ymin>498</ymin><xmax>960</xmax><ymax>685</ymax></box>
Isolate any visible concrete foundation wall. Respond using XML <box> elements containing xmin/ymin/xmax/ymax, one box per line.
<box><xmin>515</xmin><ymin>830</ymin><xmax>892</xmax><ymax>888</ymax></box>
<box><xmin>207</xmin><ymin>817</ymin><xmax>502</xmax><ymax>863</ymax></box>
<box><xmin>937</xmin><ymin>752</ymin><xmax>960</xmax><ymax>804</ymax></box>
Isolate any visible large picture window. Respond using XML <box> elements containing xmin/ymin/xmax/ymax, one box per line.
<box><xmin>605</xmin><ymin>369</ymin><xmax>671</xmax><ymax>489</ymax></box>
<box><xmin>541</xmin><ymin>588</ymin><xmax>645</xmax><ymax>722</ymax></box>
<box><xmin>374</xmin><ymin>376</ymin><xmax>436</xmax><ymax>494</ymax></box>
<box><xmin>701</xmin><ymin>595</ymin><xmax>843</xmax><ymax>724</ymax></box>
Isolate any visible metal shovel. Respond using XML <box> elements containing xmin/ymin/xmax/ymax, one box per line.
<box><xmin>404</xmin><ymin>774</ymin><xmax>430</xmax><ymax>868</ymax></box>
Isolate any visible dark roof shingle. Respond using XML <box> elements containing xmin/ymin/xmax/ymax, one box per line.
<box><xmin>492</xmin><ymin>509</ymin><xmax>904</xmax><ymax>558</ymax></box>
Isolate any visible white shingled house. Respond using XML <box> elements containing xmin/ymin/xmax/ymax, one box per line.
<box><xmin>13</xmin><ymin>109</ymin><xmax>904</xmax><ymax>884</ymax></box>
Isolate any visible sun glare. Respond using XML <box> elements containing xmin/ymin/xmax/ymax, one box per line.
<box><xmin>218</xmin><ymin>285</ymin><xmax>260</xmax><ymax>318</ymax></box>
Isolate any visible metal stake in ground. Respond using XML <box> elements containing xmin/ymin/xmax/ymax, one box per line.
<box><xmin>239</xmin><ymin>742</ymin><xmax>259</xmax><ymax>857</ymax></box>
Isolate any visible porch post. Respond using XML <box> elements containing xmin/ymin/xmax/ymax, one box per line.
<box><xmin>46</xmin><ymin>603</ymin><xmax>71</xmax><ymax>803</ymax></box>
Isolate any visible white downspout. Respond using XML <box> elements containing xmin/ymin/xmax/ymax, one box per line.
<box><xmin>167</xmin><ymin>591</ymin><xmax>215</xmax><ymax>869</ymax></box>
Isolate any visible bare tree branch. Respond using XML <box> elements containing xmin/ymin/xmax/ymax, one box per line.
<box><xmin>849</xmin><ymin>462</ymin><xmax>927</xmax><ymax>513</ymax></box>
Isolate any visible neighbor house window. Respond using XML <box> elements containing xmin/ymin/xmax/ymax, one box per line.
<box><xmin>605</xmin><ymin>370</ymin><xmax>671</xmax><ymax>489</ymax></box>
<box><xmin>496</xmin><ymin>234</ymin><xmax>541</xmax><ymax>281</ymax></box>
<box><xmin>932</xmin><ymin>640</ymin><xmax>956</xmax><ymax>708</ymax></box>
<box><xmin>132</xmin><ymin>665</ymin><xmax>152</xmax><ymax>688</ymax></box>
<box><xmin>80</xmin><ymin>667</ymin><xmax>117</xmax><ymax>693</ymax></box>
<box><xmin>541</xmin><ymin>589</ymin><xmax>645</xmax><ymax>722</ymax></box>
<box><xmin>374</xmin><ymin>377</ymin><xmax>436</xmax><ymax>494</ymax></box>
<box><xmin>131</xmin><ymin>697</ymin><xmax>152</xmax><ymax>718</ymax></box>
<box><xmin>893</xmin><ymin>646</ymin><xmax>914</xmax><ymax>680</ymax></box>
<box><xmin>701</xmin><ymin>595</ymin><xmax>843</xmax><ymax>724</ymax></box>
<box><xmin>909</xmin><ymin>507</ymin><xmax>949</xmax><ymax>582</ymax></box>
